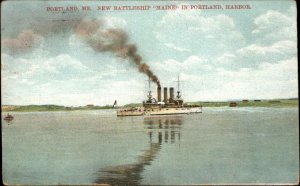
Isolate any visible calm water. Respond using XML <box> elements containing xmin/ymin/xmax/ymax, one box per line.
<box><xmin>2</xmin><ymin>107</ymin><xmax>299</xmax><ymax>185</ymax></box>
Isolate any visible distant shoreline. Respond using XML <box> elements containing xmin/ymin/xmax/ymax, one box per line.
<box><xmin>188</xmin><ymin>98</ymin><xmax>298</xmax><ymax>108</ymax></box>
<box><xmin>2</xmin><ymin>98</ymin><xmax>298</xmax><ymax>112</ymax></box>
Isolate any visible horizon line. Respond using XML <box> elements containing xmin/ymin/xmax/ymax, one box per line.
<box><xmin>1</xmin><ymin>97</ymin><xmax>298</xmax><ymax>107</ymax></box>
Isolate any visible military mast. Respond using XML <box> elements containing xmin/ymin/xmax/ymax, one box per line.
<box><xmin>175</xmin><ymin>74</ymin><xmax>182</xmax><ymax>99</ymax></box>
<box><xmin>173</xmin><ymin>74</ymin><xmax>184</xmax><ymax>107</ymax></box>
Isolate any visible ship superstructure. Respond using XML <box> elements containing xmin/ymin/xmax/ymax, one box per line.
<box><xmin>117</xmin><ymin>76</ymin><xmax>202</xmax><ymax>116</ymax></box>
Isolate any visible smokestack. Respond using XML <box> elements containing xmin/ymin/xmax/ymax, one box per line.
<box><xmin>157</xmin><ymin>86</ymin><xmax>161</xmax><ymax>102</ymax></box>
<box><xmin>169</xmin><ymin>87</ymin><xmax>174</xmax><ymax>103</ymax></box>
<box><xmin>163</xmin><ymin>87</ymin><xmax>168</xmax><ymax>103</ymax></box>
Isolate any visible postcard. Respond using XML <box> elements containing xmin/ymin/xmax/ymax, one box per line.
<box><xmin>1</xmin><ymin>0</ymin><xmax>298</xmax><ymax>185</ymax></box>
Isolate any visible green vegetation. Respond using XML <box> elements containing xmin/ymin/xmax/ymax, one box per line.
<box><xmin>2</xmin><ymin>98</ymin><xmax>298</xmax><ymax>112</ymax></box>
<box><xmin>188</xmin><ymin>98</ymin><xmax>298</xmax><ymax>107</ymax></box>
<box><xmin>11</xmin><ymin>105</ymin><xmax>65</xmax><ymax>112</ymax></box>
<box><xmin>187</xmin><ymin>101</ymin><xmax>228</xmax><ymax>107</ymax></box>
<box><xmin>2</xmin><ymin>104</ymin><xmax>116</xmax><ymax>112</ymax></box>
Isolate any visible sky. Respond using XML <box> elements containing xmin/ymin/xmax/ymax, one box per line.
<box><xmin>1</xmin><ymin>0</ymin><xmax>298</xmax><ymax>106</ymax></box>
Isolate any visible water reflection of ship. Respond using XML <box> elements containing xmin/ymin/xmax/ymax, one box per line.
<box><xmin>145</xmin><ymin>116</ymin><xmax>182</xmax><ymax>144</ymax></box>
<box><xmin>94</xmin><ymin>116</ymin><xmax>183</xmax><ymax>185</ymax></box>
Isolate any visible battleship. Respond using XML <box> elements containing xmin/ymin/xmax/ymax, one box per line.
<box><xmin>117</xmin><ymin>76</ymin><xmax>202</xmax><ymax>116</ymax></box>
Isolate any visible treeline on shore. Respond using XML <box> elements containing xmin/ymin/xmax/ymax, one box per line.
<box><xmin>187</xmin><ymin>98</ymin><xmax>298</xmax><ymax>107</ymax></box>
<box><xmin>2</xmin><ymin>98</ymin><xmax>298</xmax><ymax>112</ymax></box>
<box><xmin>2</xmin><ymin>104</ymin><xmax>115</xmax><ymax>112</ymax></box>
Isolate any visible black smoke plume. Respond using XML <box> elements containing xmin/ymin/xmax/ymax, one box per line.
<box><xmin>76</xmin><ymin>18</ymin><xmax>160</xmax><ymax>86</ymax></box>
<box><xmin>2</xmin><ymin>16</ymin><xmax>160</xmax><ymax>86</ymax></box>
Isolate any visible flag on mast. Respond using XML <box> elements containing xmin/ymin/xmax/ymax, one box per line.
<box><xmin>112</xmin><ymin>100</ymin><xmax>117</xmax><ymax>108</ymax></box>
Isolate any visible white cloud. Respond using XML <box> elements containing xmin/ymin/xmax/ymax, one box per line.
<box><xmin>252</xmin><ymin>10</ymin><xmax>291</xmax><ymax>34</ymax></box>
<box><xmin>155</xmin><ymin>8</ymin><xmax>245</xmax><ymax>56</ymax></box>
<box><xmin>154</xmin><ymin>55</ymin><xmax>210</xmax><ymax>74</ymax></box>
<box><xmin>216</xmin><ymin>53</ymin><xmax>236</xmax><ymax>65</ymax></box>
<box><xmin>215</xmin><ymin>39</ymin><xmax>297</xmax><ymax>69</ymax></box>
<box><xmin>218</xmin><ymin>57</ymin><xmax>297</xmax><ymax>81</ymax></box>
<box><xmin>152</xmin><ymin>54</ymin><xmax>298</xmax><ymax>102</ymax></box>
<box><xmin>191</xmin><ymin>57</ymin><xmax>298</xmax><ymax>101</ymax></box>
<box><xmin>44</xmin><ymin>54</ymin><xmax>90</xmax><ymax>73</ymax></box>
<box><xmin>2</xmin><ymin>75</ymin><xmax>146</xmax><ymax>106</ymax></box>
<box><xmin>2</xmin><ymin>52</ymin><xmax>94</xmax><ymax>104</ymax></box>
<box><xmin>176</xmin><ymin>8</ymin><xmax>298</xmax><ymax>101</ymax></box>
<box><xmin>164</xmin><ymin>43</ymin><xmax>191</xmax><ymax>52</ymax></box>
<box><xmin>100</xmin><ymin>16</ymin><xmax>127</xmax><ymax>30</ymax></box>
<box><xmin>237</xmin><ymin>40</ymin><xmax>297</xmax><ymax>56</ymax></box>
<box><xmin>2</xmin><ymin>49</ymin><xmax>153</xmax><ymax>106</ymax></box>
<box><xmin>215</xmin><ymin>6</ymin><xmax>297</xmax><ymax>70</ymax></box>
<box><xmin>257</xmin><ymin>57</ymin><xmax>298</xmax><ymax>80</ymax></box>
<box><xmin>252</xmin><ymin>9</ymin><xmax>296</xmax><ymax>43</ymax></box>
